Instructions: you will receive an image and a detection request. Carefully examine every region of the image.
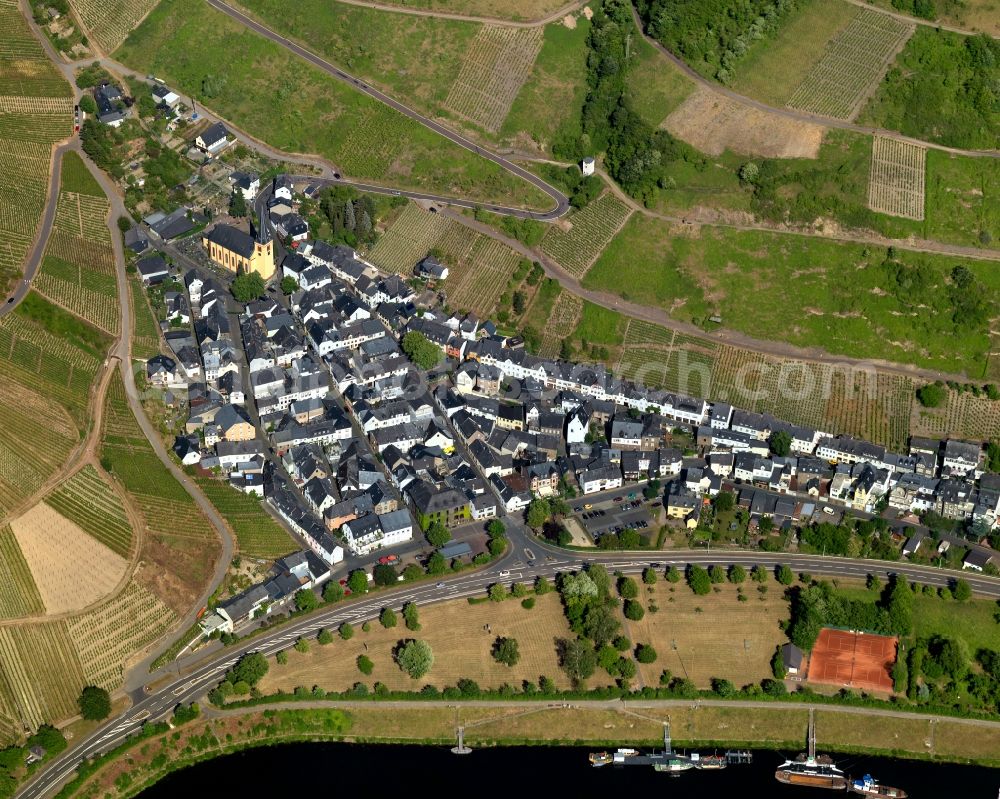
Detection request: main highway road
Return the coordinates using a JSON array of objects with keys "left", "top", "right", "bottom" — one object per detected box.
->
[
  {"left": 203, "top": 0, "right": 570, "bottom": 221},
  {"left": 17, "top": 526, "right": 1000, "bottom": 798}
]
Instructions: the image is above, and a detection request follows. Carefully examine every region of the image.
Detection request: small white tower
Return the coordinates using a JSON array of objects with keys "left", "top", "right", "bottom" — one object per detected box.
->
[{"left": 581, "top": 156, "right": 595, "bottom": 176}]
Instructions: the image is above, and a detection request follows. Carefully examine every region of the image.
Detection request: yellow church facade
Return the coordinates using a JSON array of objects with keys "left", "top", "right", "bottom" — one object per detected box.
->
[{"left": 202, "top": 219, "right": 274, "bottom": 279}]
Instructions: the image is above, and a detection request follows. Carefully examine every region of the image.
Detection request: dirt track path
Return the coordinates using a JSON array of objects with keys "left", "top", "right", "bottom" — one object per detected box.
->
[
  {"left": 309, "top": 0, "right": 585, "bottom": 27},
  {"left": 842, "top": 0, "right": 999, "bottom": 38}
]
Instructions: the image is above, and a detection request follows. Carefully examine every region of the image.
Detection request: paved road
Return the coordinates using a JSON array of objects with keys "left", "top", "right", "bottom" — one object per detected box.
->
[
  {"left": 203, "top": 0, "right": 570, "bottom": 220},
  {"left": 17, "top": 533, "right": 1000, "bottom": 798},
  {"left": 628, "top": 4, "right": 1000, "bottom": 160}
]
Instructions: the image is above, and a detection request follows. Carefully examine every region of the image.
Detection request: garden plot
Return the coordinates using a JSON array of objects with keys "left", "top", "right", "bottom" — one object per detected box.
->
[
  {"left": 68, "top": 0, "right": 160, "bottom": 54},
  {"left": 539, "top": 291, "right": 582, "bottom": 358},
  {"left": 867, "top": 135, "right": 926, "bottom": 220},
  {"left": 786, "top": 9, "right": 912, "bottom": 120},
  {"left": 9, "top": 502, "right": 128, "bottom": 615},
  {"left": 540, "top": 193, "right": 631, "bottom": 278},
  {"left": 444, "top": 25, "right": 544, "bottom": 132},
  {"left": 68, "top": 582, "right": 175, "bottom": 689}
]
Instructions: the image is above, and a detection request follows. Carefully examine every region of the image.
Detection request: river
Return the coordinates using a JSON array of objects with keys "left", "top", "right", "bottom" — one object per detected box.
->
[{"left": 138, "top": 742, "right": 1000, "bottom": 797}]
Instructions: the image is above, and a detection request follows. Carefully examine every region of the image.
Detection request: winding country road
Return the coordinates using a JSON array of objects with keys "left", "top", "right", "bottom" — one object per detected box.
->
[{"left": 16, "top": 531, "right": 1000, "bottom": 798}]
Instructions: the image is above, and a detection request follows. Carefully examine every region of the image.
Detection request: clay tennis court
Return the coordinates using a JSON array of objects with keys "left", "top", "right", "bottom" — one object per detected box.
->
[{"left": 806, "top": 628, "right": 897, "bottom": 692}]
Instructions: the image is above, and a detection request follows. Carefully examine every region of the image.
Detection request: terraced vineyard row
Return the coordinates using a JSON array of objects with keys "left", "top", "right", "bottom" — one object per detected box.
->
[
  {"left": 538, "top": 292, "right": 582, "bottom": 358},
  {"left": 46, "top": 465, "right": 134, "bottom": 557},
  {"left": 129, "top": 274, "right": 162, "bottom": 360},
  {"left": 334, "top": 106, "right": 406, "bottom": 180},
  {"left": 540, "top": 193, "right": 632, "bottom": 278},
  {"left": 868, "top": 135, "right": 926, "bottom": 221},
  {"left": 194, "top": 477, "right": 293, "bottom": 559},
  {"left": 911, "top": 390, "right": 1000, "bottom": 442},
  {"left": 367, "top": 204, "right": 453, "bottom": 274},
  {"left": 0, "top": 526, "right": 43, "bottom": 619},
  {"left": 786, "top": 9, "right": 912, "bottom": 120},
  {"left": 68, "top": 0, "right": 160, "bottom": 54},
  {"left": 444, "top": 25, "right": 543, "bottom": 133},
  {"left": 445, "top": 237, "right": 522, "bottom": 316}
]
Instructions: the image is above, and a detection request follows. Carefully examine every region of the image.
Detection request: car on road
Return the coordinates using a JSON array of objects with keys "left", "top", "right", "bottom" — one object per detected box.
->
[
  {"left": 377, "top": 554, "right": 399, "bottom": 565},
  {"left": 498, "top": 570, "right": 510, "bottom": 577},
  {"left": 391, "top": 190, "right": 401, "bottom": 196},
  {"left": 583, "top": 503, "right": 593, "bottom": 510},
  {"left": 436, "top": 582, "right": 445, "bottom": 589},
  {"left": 613, "top": 496, "right": 623, "bottom": 503},
  {"left": 822, "top": 506, "right": 836, "bottom": 515}
]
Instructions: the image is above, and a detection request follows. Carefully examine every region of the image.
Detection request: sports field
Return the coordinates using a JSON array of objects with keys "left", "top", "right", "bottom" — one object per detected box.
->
[{"left": 806, "top": 628, "right": 897, "bottom": 693}]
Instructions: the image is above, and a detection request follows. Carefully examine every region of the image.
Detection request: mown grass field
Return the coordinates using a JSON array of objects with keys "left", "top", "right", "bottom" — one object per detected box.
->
[
  {"left": 194, "top": 476, "right": 294, "bottom": 560},
  {"left": 115, "top": 0, "right": 550, "bottom": 209},
  {"left": 583, "top": 219, "right": 999, "bottom": 377},
  {"left": 0, "top": 0, "right": 72, "bottom": 294},
  {"left": 259, "top": 592, "right": 576, "bottom": 693}
]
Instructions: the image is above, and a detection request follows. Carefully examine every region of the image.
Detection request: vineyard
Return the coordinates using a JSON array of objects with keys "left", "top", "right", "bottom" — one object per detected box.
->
[
  {"left": 67, "top": 582, "right": 174, "bottom": 690},
  {"left": 617, "top": 321, "right": 719, "bottom": 396},
  {"left": 367, "top": 204, "right": 453, "bottom": 274},
  {"left": 194, "top": 477, "right": 294, "bottom": 560},
  {"left": 9, "top": 502, "right": 128, "bottom": 615},
  {"left": 46, "top": 465, "right": 134, "bottom": 557},
  {"left": 785, "top": 9, "right": 912, "bottom": 120},
  {"left": 68, "top": 0, "right": 160, "bottom": 54},
  {"left": 444, "top": 25, "right": 543, "bottom": 133},
  {"left": 0, "top": 1, "right": 72, "bottom": 291},
  {"left": 129, "top": 274, "right": 162, "bottom": 360},
  {"left": 867, "top": 135, "right": 926, "bottom": 220},
  {"left": 538, "top": 291, "right": 582, "bottom": 358},
  {"left": 540, "top": 193, "right": 632, "bottom": 278},
  {"left": 0, "top": 526, "right": 43, "bottom": 619},
  {"left": 334, "top": 105, "right": 407, "bottom": 179},
  {"left": 911, "top": 390, "right": 1000, "bottom": 442},
  {"left": 445, "top": 237, "right": 522, "bottom": 316},
  {"left": 0, "top": 622, "right": 85, "bottom": 731},
  {"left": 0, "top": 381, "right": 78, "bottom": 515}
]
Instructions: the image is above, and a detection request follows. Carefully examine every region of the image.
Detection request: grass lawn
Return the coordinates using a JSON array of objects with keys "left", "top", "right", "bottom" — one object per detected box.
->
[
  {"left": 571, "top": 300, "right": 626, "bottom": 347},
  {"left": 115, "top": 0, "right": 550, "bottom": 209},
  {"left": 653, "top": 152, "right": 751, "bottom": 216},
  {"left": 59, "top": 151, "right": 104, "bottom": 197},
  {"left": 626, "top": 32, "right": 694, "bottom": 127},
  {"left": 501, "top": 16, "right": 591, "bottom": 152},
  {"left": 259, "top": 593, "right": 575, "bottom": 693},
  {"left": 233, "top": 0, "right": 476, "bottom": 111},
  {"left": 584, "top": 218, "right": 1000, "bottom": 376},
  {"left": 911, "top": 593, "right": 1000, "bottom": 654},
  {"left": 731, "top": 0, "right": 859, "bottom": 107},
  {"left": 924, "top": 150, "right": 1000, "bottom": 249},
  {"left": 624, "top": 580, "right": 789, "bottom": 688}
]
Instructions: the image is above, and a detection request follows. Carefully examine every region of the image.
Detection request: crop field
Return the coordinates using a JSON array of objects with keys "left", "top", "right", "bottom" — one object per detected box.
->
[
  {"left": 9, "top": 502, "right": 128, "bottom": 615},
  {"left": 259, "top": 592, "right": 575, "bottom": 694},
  {"left": 129, "top": 274, "right": 162, "bottom": 360},
  {"left": 540, "top": 193, "right": 632, "bottom": 278},
  {"left": 0, "top": 622, "right": 85, "bottom": 731},
  {"left": 629, "top": 581, "right": 788, "bottom": 688},
  {"left": 868, "top": 135, "right": 926, "bottom": 220},
  {"left": 68, "top": 0, "right": 160, "bottom": 53},
  {"left": 194, "top": 477, "right": 294, "bottom": 560},
  {"left": 36, "top": 184, "right": 120, "bottom": 334},
  {"left": 46, "top": 465, "right": 134, "bottom": 557},
  {"left": 785, "top": 9, "right": 912, "bottom": 120},
  {"left": 115, "top": 0, "right": 550, "bottom": 209},
  {"left": 67, "top": 582, "right": 175, "bottom": 689},
  {"left": 911, "top": 390, "right": 1000, "bottom": 442},
  {"left": 0, "top": 526, "right": 43, "bottom": 619},
  {"left": 0, "top": 1, "right": 72, "bottom": 292},
  {"left": 538, "top": 291, "right": 582, "bottom": 358},
  {"left": 444, "top": 25, "right": 543, "bottom": 133},
  {"left": 445, "top": 237, "right": 522, "bottom": 316},
  {"left": 367, "top": 204, "right": 453, "bottom": 274},
  {"left": 0, "top": 381, "right": 78, "bottom": 515}
]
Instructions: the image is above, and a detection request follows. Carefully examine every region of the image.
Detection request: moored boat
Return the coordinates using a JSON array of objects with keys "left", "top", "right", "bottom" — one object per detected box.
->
[
  {"left": 691, "top": 753, "right": 727, "bottom": 770},
  {"left": 849, "top": 774, "right": 907, "bottom": 798}
]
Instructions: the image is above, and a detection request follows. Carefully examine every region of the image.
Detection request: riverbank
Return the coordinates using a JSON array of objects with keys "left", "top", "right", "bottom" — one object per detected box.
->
[{"left": 47, "top": 702, "right": 1000, "bottom": 797}]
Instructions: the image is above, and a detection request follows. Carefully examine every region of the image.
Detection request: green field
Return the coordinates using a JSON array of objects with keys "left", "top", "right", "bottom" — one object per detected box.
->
[
  {"left": 859, "top": 26, "right": 999, "bottom": 150},
  {"left": 47, "top": 465, "right": 134, "bottom": 557},
  {"left": 58, "top": 151, "right": 104, "bottom": 197},
  {"left": 194, "top": 477, "right": 295, "bottom": 560},
  {"left": 501, "top": 16, "right": 591, "bottom": 152},
  {"left": 730, "top": 0, "right": 858, "bottom": 107},
  {"left": 584, "top": 220, "right": 999, "bottom": 377},
  {"left": 625, "top": 32, "right": 695, "bottom": 127},
  {"left": 571, "top": 301, "right": 625, "bottom": 347},
  {"left": 115, "top": 0, "right": 549, "bottom": 209}
]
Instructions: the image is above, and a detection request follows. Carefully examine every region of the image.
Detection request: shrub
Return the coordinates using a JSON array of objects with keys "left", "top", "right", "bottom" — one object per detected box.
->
[
  {"left": 636, "top": 644, "right": 657, "bottom": 663},
  {"left": 357, "top": 655, "right": 374, "bottom": 676},
  {"left": 623, "top": 599, "right": 645, "bottom": 620}
]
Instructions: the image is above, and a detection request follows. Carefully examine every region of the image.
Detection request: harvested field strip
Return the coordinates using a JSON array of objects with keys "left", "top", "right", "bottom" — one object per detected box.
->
[
  {"left": 444, "top": 25, "right": 543, "bottom": 133},
  {"left": 194, "top": 477, "right": 293, "bottom": 560},
  {"left": 868, "top": 135, "right": 926, "bottom": 220},
  {"left": 538, "top": 291, "right": 582, "bottom": 358},
  {"left": 0, "top": 526, "right": 43, "bottom": 618},
  {"left": 540, "top": 193, "right": 631, "bottom": 278},
  {"left": 0, "top": 622, "right": 85, "bottom": 730},
  {"left": 67, "top": 582, "right": 175, "bottom": 689},
  {"left": 46, "top": 465, "right": 134, "bottom": 556},
  {"left": 69, "top": 0, "right": 161, "bottom": 54},
  {"left": 9, "top": 502, "right": 128, "bottom": 615},
  {"left": 367, "top": 204, "right": 453, "bottom": 274},
  {"left": 786, "top": 9, "right": 912, "bottom": 120}
]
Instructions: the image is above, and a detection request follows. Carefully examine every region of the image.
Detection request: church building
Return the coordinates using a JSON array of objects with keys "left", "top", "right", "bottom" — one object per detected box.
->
[{"left": 202, "top": 213, "right": 274, "bottom": 278}]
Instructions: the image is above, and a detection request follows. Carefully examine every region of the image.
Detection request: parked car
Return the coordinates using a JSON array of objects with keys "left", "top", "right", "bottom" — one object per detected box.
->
[{"left": 377, "top": 554, "right": 399, "bottom": 565}]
